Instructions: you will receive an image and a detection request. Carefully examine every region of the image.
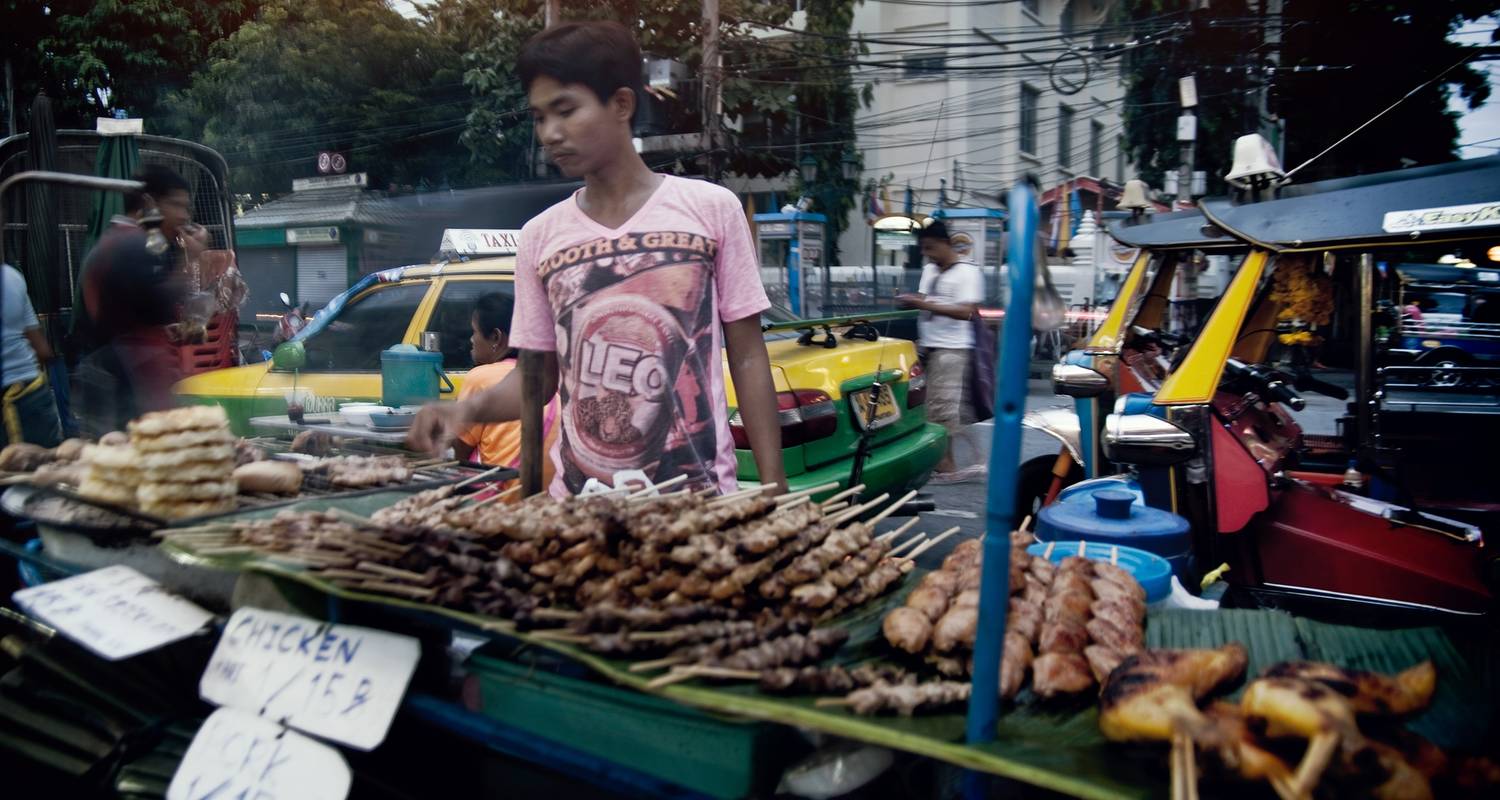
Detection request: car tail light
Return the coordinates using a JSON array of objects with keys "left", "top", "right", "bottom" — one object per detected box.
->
[
  {"left": 731, "top": 390, "right": 838, "bottom": 449},
  {"left": 907, "top": 362, "right": 927, "bottom": 408}
]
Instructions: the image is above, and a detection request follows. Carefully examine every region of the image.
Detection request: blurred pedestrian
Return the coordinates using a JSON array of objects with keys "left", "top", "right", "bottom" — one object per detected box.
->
[
  {"left": 75, "top": 165, "right": 191, "bottom": 434},
  {"left": 454, "top": 292, "right": 559, "bottom": 485},
  {"left": 897, "top": 219, "right": 986, "bottom": 483},
  {"left": 1, "top": 263, "right": 64, "bottom": 447}
]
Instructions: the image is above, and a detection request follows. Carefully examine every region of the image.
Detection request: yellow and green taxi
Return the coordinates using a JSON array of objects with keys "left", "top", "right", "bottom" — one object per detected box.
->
[{"left": 175, "top": 231, "right": 947, "bottom": 497}]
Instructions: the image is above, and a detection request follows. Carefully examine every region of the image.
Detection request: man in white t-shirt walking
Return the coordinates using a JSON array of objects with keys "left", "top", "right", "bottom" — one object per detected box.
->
[{"left": 897, "top": 220, "right": 986, "bottom": 483}]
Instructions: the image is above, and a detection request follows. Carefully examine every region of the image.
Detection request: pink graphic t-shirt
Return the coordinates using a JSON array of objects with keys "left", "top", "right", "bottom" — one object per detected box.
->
[{"left": 511, "top": 175, "right": 771, "bottom": 498}]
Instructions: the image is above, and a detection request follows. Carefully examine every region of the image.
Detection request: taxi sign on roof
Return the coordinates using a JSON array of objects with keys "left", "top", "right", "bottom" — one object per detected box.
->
[{"left": 440, "top": 228, "right": 522, "bottom": 255}]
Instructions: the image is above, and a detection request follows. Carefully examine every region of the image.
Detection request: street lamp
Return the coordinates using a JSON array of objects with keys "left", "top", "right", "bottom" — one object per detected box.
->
[
  {"left": 841, "top": 151, "right": 858, "bottom": 182},
  {"left": 799, "top": 154, "right": 818, "bottom": 184}
]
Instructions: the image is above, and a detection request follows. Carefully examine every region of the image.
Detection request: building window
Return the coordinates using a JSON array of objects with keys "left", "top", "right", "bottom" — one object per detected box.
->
[
  {"left": 1020, "top": 85, "right": 1040, "bottom": 156},
  {"left": 1090, "top": 120, "right": 1104, "bottom": 177},
  {"left": 1116, "top": 136, "right": 1126, "bottom": 182},
  {"left": 1058, "top": 105, "right": 1075, "bottom": 168},
  {"left": 902, "top": 52, "right": 946, "bottom": 79}
]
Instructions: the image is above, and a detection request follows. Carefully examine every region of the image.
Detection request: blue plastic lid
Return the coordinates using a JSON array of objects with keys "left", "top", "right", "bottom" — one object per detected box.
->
[
  {"left": 1026, "top": 540, "right": 1172, "bottom": 602},
  {"left": 1035, "top": 486, "right": 1191, "bottom": 554},
  {"left": 381, "top": 346, "right": 441, "bottom": 363}
]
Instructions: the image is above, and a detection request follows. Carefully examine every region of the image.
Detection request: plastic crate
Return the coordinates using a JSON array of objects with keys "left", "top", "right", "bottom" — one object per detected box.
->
[
  {"left": 177, "top": 311, "right": 239, "bottom": 376},
  {"left": 466, "top": 649, "right": 800, "bottom": 799}
]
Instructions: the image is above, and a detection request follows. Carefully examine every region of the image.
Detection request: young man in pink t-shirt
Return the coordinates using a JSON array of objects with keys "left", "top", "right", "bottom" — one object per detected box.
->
[{"left": 409, "top": 20, "right": 786, "bottom": 498}]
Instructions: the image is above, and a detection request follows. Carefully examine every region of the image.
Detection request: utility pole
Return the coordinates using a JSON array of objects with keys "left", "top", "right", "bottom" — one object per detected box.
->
[
  {"left": 701, "top": 0, "right": 721, "bottom": 181},
  {"left": 545, "top": 0, "right": 560, "bottom": 28},
  {"left": 1174, "top": 75, "right": 1199, "bottom": 331}
]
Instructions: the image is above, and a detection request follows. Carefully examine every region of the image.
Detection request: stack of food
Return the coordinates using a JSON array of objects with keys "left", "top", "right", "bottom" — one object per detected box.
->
[
  {"left": 76, "top": 441, "right": 143, "bottom": 509},
  {"left": 129, "top": 406, "right": 238, "bottom": 519}
]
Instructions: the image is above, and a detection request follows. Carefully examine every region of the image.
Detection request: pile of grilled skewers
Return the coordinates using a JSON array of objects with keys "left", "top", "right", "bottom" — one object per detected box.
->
[
  {"left": 1100, "top": 646, "right": 1499, "bottom": 800},
  {"left": 160, "top": 481, "right": 959, "bottom": 690},
  {"left": 873, "top": 535, "right": 1146, "bottom": 713}
]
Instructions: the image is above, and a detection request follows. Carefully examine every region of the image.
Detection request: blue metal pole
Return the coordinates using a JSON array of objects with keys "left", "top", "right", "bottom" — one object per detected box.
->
[{"left": 964, "top": 181, "right": 1039, "bottom": 761}]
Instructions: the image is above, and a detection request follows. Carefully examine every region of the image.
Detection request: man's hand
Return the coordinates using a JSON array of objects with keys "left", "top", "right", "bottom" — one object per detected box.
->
[
  {"left": 406, "top": 401, "right": 474, "bottom": 456},
  {"left": 895, "top": 292, "right": 927, "bottom": 310}
]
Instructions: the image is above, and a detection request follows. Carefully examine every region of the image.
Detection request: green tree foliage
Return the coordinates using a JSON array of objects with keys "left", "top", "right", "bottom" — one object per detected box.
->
[
  {"left": 166, "top": 0, "right": 492, "bottom": 196},
  {"left": 1119, "top": 2, "right": 1260, "bottom": 195},
  {"left": 1120, "top": 2, "right": 1496, "bottom": 193},
  {"left": 2, "top": 0, "right": 260, "bottom": 130},
  {"left": 1274, "top": 0, "right": 1495, "bottom": 180}
]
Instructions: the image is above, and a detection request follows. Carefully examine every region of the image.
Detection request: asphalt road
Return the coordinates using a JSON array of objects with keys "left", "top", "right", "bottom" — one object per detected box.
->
[{"left": 876, "top": 373, "right": 1352, "bottom": 568}]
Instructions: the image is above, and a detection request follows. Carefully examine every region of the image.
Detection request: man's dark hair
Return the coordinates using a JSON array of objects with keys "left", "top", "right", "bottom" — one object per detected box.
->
[
  {"left": 473, "top": 292, "right": 516, "bottom": 337},
  {"left": 517, "top": 21, "right": 644, "bottom": 126},
  {"left": 918, "top": 219, "right": 951, "bottom": 242},
  {"left": 133, "top": 164, "right": 191, "bottom": 201}
]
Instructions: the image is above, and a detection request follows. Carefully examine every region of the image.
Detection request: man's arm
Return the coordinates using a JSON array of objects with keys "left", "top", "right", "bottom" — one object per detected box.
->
[
  {"left": 23, "top": 327, "right": 54, "bottom": 364},
  {"left": 407, "top": 351, "right": 558, "bottom": 454},
  {"left": 723, "top": 316, "right": 787, "bottom": 494},
  {"left": 897, "top": 293, "right": 977, "bottom": 321}
]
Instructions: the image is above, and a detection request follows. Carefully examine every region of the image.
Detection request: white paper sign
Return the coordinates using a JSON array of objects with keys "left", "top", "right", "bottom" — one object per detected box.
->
[
  {"left": 1383, "top": 200, "right": 1500, "bottom": 233},
  {"left": 200, "top": 607, "right": 420, "bottom": 750},
  {"left": 13, "top": 565, "right": 214, "bottom": 660},
  {"left": 168, "top": 708, "right": 351, "bottom": 800}
]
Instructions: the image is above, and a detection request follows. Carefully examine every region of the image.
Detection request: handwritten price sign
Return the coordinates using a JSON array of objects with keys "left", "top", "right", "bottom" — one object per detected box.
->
[
  {"left": 168, "top": 708, "right": 351, "bottom": 800},
  {"left": 199, "top": 607, "right": 419, "bottom": 750},
  {"left": 13, "top": 566, "right": 213, "bottom": 660}
]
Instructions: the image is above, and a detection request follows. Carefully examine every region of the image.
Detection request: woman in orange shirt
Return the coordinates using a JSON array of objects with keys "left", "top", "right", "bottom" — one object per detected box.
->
[{"left": 454, "top": 293, "right": 558, "bottom": 483}]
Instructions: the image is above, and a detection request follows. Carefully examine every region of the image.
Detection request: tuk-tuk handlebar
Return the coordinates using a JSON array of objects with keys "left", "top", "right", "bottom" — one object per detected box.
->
[{"left": 1225, "top": 358, "right": 1307, "bottom": 411}]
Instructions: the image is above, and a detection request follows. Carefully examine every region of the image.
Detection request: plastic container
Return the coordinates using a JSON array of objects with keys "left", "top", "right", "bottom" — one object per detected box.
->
[
  {"left": 380, "top": 345, "right": 454, "bottom": 407},
  {"left": 1035, "top": 487, "right": 1193, "bottom": 582},
  {"left": 467, "top": 649, "right": 796, "bottom": 798},
  {"left": 1056, "top": 476, "right": 1144, "bottom": 508},
  {"left": 339, "top": 402, "right": 390, "bottom": 427},
  {"left": 1026, "top": 539, "right": 1173, "bottom": 603}
]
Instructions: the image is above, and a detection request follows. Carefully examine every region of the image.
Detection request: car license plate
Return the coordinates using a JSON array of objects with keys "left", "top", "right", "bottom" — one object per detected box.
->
[{"left": 850, "top": 385, "right": 900, "bottom": 431}]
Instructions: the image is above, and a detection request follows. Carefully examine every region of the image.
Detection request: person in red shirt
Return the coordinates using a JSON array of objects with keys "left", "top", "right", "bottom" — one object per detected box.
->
[{"left": 75, "top": 165, "right": 192, "bottom": 434}]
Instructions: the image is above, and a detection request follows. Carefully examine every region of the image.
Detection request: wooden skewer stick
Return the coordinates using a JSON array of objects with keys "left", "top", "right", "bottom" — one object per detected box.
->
[
  {"left": 1019, "top": 514, "right": 1033, "bottom": 534},
  {"left": 193, "top": 546, "right": 257, "bottom": 556},
  {"left": 779, "top": 496, "right": 810, "bottom": 512},
  {"left": 629, "top": 474, "right": 688, "bottom": 498},
  {"left": 645, "top": 667, "right": 702, "bottom": 689},
  {"left": 708, "top": 487, "right": 765, "bottom": 506},
  {"left": 455, "top": 465, "right": 507, "bottom": 489},
  {"left": 474, "top": 485, "right": 522, "bottom": 506},
  {"left": 874, "top": 517, "right": 920, "bottom": 543},
  {"left": 1111, "top": 545, "right": 1120, "bottom": 566},
  {"left": 684, "top": 665, "right": 762, "bottom": 681},
  {"left": 819, "top": 484, "right": 866, "bottom": 508},
  {"left": 352, "top": 581, "right": 438, "bottom": 600},
  {"left": 831, "top": 492, "right": 890, "bottom": 526},
  {"left": 821, "top": 501, "right": 850, "bottom": 514},
  {"left": 628, "top": 655, "right": 689, "bottom": 673},
  {"left": 1267, "top": 773, "right": 1304, "bottom": 800},
  {"left": 355, "top": 561, "right": 431, "bottom": 584},
  {"left": 528, "top": 630, "right": 591, "bottom": 644},
  {"left": 1292, "top": 732, "right": 1339, "bottom": 797},
  {"left": 901, "top": 526, "right": 962, "bottom": 562},
  {"left": 813, "top": 697, "right": 853, "bottom": 708},
  {"left": 886, "top": 533, "right": 927, "bottom": 558},
  {"left": 868, "top": 489, "right": 918, "bottom": 526},
  {"left": 777, "top": 481, "right": 840, "bottom": 503},
  {"left": 1043, "top": 540, "right": 1056, "bottom": 559}
]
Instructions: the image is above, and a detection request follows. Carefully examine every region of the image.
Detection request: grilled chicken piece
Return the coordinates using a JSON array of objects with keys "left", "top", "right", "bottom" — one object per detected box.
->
[
  {"left": 1092, "top": 597, "right": 1145, "bottom": 629},
  {"left": 1044, "top": 590, "right": 1093, "bottom": 623},
  {"left": 1198, "top": 702, "right": 1300, "bottom": 786},
  {"left": 1260, "top": 660, "right": 1436, "bottom": 717},
  {"left": 1050, "top": 571, "right": 1094, "bottom": 599},
  {"left": 917, "top": 569, "right": 958, "bottom": 595},
  {"left": 1006, "top": 598, "right": 1043, "bottom": 643},
  {"left": 1022, "top": 575, "right": 1049, "bottom": 605},
  {"left": 1032, "top": 652, "right": 1095, "bottom": 698},
  {"left": 1027, "top": 557, "right": 1056, "bottom": 585},
  {"left": 1098, "top": 644, "right": 1249, "bottom": 742},
  {"left": 1086, "top": 617, "right": 1143, "bottom": 653},
  {"left": 1083, "top": 644, "right": 1128, "bottom": 684},
  {"left": 941, "top": 539, "right": 981, "bottom": 572},
  {"left": 932, "top": 606, "right": 979, "bottom": 653},
  {"left": 1000, "top": 631, "right": 1034, "bottom": 700},
  {"left": 1057, "top": 555, "right": 1094, "bottom": 575},
  {"left": 882, "top": 606, "right": 933, "bottom": 654},
  {"left": 1092, "top": 577, "right": 1144, "bottom": 604},
  {"left": 1242, "top": 677, "right": 1359, "bottom": 739},
  {"left": 1038, "top": 618, "right": 1089, "bottom": 655},
  {"left": 1092, "top": 560, "right": 1138, "bottom": 591},
  {"left": 950, "top": 589, "right": 979, "bottom": 609},
  {"left": 905, "top": 586, "right": 951, "bottom": 622}
]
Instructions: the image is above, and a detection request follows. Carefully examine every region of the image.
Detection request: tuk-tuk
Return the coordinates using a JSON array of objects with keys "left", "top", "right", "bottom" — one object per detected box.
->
[
  {"left": 1389, "top": 261, "right": 1500, "bottom": 370},
  {"left": 1103, "top": 154, "right": 1500, "bottom": 619},
  {"left": 1018, "top": 204, "right": 1249, "bottom": 517}
]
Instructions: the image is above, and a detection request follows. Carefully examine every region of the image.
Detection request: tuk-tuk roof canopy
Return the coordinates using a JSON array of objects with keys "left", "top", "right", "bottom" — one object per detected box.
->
[
  {"left": 1199, "top": 154, "right": 1500, "bottom": 252},
  {"left": 1106, "top": 207, "right": 1242, "bottom": 251}
]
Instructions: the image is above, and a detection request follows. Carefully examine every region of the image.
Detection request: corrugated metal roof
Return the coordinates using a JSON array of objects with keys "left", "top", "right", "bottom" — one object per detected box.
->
[{"left": 236, "top": 186, "right": 406, "bottom": 229}]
